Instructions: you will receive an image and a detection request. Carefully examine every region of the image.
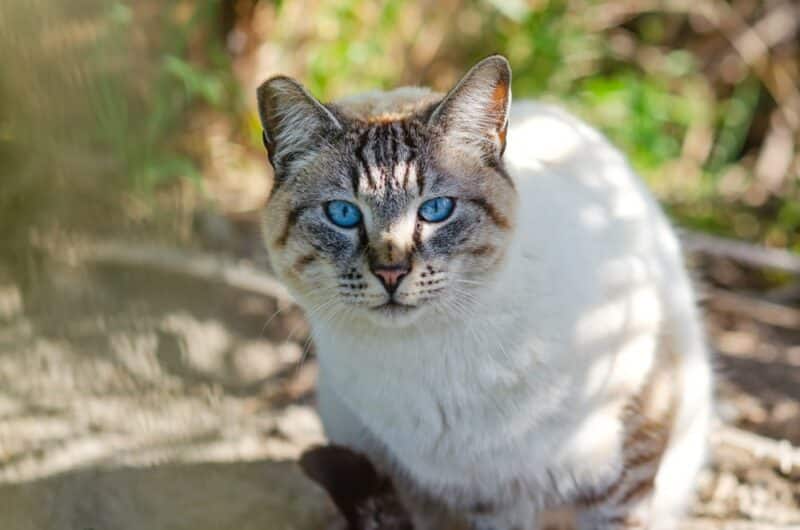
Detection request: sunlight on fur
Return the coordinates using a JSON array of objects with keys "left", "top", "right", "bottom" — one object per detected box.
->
[{"left": 258, "top": 55, "right": 712, "bottom": 530}]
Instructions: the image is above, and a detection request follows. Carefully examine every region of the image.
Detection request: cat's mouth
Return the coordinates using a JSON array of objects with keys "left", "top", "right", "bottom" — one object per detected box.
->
[
  {"left": 365, "top": 300, "right": 426, "bottom": 327},
  {"left": 372, "top": 300, "right": 417, "bottom": 315}
]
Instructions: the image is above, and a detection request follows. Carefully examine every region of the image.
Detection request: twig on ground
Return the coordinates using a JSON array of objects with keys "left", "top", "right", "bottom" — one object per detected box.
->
[
  {"left": 712, "top": 425, "right": 800, "bottom": 477},
  {"left": 681, "top": 519, "right": 797, "bottom": 530}
]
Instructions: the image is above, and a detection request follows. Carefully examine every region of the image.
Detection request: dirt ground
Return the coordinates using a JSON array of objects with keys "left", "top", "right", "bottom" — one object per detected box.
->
[{"left": 0, "top": 236, "right": 798, "bottom": 530}]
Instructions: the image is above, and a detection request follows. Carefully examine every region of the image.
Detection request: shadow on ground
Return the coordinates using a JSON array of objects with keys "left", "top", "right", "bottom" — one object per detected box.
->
[
  {"left": 0, "top": 459, "right": 329, "bottom": 530},
  {"left": 0, "top": 255, "right": 332, "bottom": 530}
]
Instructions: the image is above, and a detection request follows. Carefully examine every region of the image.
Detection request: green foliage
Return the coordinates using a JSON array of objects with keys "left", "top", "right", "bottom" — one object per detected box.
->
[
  {"left": 90, "top": 0, "right": 238, "bottom": 193},
  {"left": 10, "top": 0, "right": 791, "bottom": 248},
  {"left": 263, "top": 0, "right": 795, "bottom": 249}
]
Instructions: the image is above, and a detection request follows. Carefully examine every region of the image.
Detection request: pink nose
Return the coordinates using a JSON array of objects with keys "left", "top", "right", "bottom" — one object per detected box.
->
[{"left": 371, "top": 264, "right": 410, "bottom": 294}]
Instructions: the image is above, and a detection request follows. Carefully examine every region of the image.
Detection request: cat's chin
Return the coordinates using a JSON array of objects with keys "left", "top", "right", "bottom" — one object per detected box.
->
[{"left": 363, "top": 301, "right": 424, "bottom": 328}]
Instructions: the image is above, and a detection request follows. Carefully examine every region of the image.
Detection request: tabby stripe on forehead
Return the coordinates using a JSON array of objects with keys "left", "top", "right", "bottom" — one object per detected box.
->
[
  {"left": 349, "top": 165, "right": 360, "bottom": 196},
  {"left": 470, "top": 198, "right": 511, "bottom": 229},
  {"left": 391, "top": 124, "right": 407, "bottom": 189},
  {"left": 275, "top": 206, "right": 307, "bottom": 247},
  {"left": 382, "top": 124, "right": 396, "bottom": 162},
  {"left": 377, "top": 125, "right": 394, "bottom": 186},
  {"left": 357, "top": 128, "right": 375, "bottom": 188},
  {"left": 416, "top": 157, "right": 425, "bottom": 195},
  {"left": 402, "top": 122, "right": 420, "bottom": 191},
  {"left": 390, "top": 121, "right": 403, "bottom": 149},
  {"left": 397, "top": 121, "right": 413, "bottom": 151},
  {"left": 392, "top": 122, "right": 409, "bottom": 189}
]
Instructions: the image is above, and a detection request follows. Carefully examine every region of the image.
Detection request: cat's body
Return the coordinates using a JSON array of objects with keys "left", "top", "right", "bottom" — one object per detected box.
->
[{"left": 257, "top": 57, "right": 712, "bottom": 530}]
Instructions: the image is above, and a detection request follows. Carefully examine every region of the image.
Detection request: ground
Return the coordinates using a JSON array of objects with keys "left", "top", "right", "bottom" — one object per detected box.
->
[{"left": 0, "top": 230, "right": 798, "bottom": 530}]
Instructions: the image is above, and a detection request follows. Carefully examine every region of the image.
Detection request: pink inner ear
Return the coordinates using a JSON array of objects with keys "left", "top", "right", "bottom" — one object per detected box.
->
[
  {"left": 489, "top": 80, "right": 511, "bottom": 156},
  {"left": 491, "top": 81, "right": 509, "bottom": 138},
  {"left": 490, "top": 82, "right": 509, "bottom": 114}
]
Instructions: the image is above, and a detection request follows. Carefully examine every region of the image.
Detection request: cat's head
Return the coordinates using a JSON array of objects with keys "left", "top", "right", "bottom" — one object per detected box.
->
[{"left": 257, "top": 56, "right": 516, "bottom": 328}]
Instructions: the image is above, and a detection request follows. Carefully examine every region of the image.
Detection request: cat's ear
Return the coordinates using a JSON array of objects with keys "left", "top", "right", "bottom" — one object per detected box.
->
[
  {"left": 428, "top": 54, "right": 511, "bottom": 161},
  {"left": 256, "top": 76, "right": 342, "bottom": 175}
]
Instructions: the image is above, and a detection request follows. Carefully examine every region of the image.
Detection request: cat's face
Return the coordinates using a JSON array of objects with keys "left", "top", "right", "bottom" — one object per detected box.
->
[{"left": 258, "top": 56, "right": 516, "bottom": 328}]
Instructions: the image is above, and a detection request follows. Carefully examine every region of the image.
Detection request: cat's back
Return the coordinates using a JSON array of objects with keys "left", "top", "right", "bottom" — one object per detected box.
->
[
  {"left": 503, "top": 100, "right": 686, "bottom": 288},
  {"left": 498, "top": 100, "right": 698, "bottom": 381}
]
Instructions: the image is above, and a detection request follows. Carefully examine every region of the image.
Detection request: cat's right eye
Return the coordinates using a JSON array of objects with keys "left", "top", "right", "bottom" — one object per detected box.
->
[{"left": 325, "top": 200, "right": 363, "bottom": 228}]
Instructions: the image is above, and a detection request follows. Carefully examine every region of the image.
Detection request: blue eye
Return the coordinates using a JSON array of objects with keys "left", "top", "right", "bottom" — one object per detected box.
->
[
  {"left": 325, "top": 200, "right": 362, "bottom": 228},
  {"left": 418, "top": 197, "right": 455, "bottom": 223}
]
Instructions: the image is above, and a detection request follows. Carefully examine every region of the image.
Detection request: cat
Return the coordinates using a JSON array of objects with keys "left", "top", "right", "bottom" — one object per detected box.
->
[{"left": 256, "top": 55, "right": 713, "bottom": 530}]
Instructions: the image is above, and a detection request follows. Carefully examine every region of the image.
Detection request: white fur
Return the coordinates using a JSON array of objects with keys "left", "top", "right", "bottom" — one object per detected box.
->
[{"left": 312, "top": 102, "right": 712, "bottom": 529}]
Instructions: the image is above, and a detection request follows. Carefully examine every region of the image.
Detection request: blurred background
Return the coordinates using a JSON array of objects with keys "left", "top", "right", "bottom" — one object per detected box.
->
[
  {"left": 0, "top": 1, "right": 799, "bottom": 529},
  {"left": 2, "top": 0, "right": 799, "bottom": 253}
]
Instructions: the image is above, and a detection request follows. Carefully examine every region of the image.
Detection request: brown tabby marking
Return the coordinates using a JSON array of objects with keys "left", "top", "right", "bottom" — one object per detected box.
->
[
  {"left": 575, "top": 353, "right": 679, "bottom": 528},
  {"left": 466, "top": 245, "right": 496, "bottom": 257},
  {"left": 293, "top": 253, "right": 317, "bottom": 273},
  {"left": 469, "top": 197, "right": 512, "bottom": 229},
  {"left": 275, "top": 206, "right": 306, "bottom": 247},
  {"left": 617, "top": 477, "right": 655, "bottom": 505}
]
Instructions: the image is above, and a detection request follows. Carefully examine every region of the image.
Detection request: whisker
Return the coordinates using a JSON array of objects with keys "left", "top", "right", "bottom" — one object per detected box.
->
[{"left": 452, "top": 278, "right": 486, "bottom": 287}]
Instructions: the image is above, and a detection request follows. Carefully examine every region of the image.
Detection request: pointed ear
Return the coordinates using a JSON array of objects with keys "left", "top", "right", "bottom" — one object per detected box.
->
[
  {"left": 429, "top": 55, "right": 512, "bottom": 161},
  {"left": 256, "top": 76, "right": 342, "bottom": 176}
]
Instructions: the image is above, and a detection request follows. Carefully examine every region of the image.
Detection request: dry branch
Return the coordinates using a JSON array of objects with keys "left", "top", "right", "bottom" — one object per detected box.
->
[
  {"left": 585, "top": 0, "right": 800, "bottom": 131},
  {"left": 681, "top": 520, "right": 797, "bottom": 530},
  {"left": 681, "top": 231, "right": 800, "bottom": 275},
  {"left": 707, "top": 288, "right": 800, "bottom": 329}
]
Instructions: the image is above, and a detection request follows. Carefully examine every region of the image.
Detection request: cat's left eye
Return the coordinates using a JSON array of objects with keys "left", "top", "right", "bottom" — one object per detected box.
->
[
  {"left": 325, "top": 200, "right": 363, "bottom": 228},
  {"left": 418, "top": 197, "right": 455, "bottom": 223}
]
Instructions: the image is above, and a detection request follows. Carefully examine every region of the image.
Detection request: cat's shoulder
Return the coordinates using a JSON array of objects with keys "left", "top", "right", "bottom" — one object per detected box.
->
[
  {"left": 508, "top": 101, "right": 611, "bottom": 154},
  {"left": 506, "top": 99, "right": 630, "bottom": 178}
]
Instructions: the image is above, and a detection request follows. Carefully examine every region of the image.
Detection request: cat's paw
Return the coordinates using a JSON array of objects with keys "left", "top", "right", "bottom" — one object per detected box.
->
[{"left": 300, "top": 444, "right": 413, "bottom": 530}]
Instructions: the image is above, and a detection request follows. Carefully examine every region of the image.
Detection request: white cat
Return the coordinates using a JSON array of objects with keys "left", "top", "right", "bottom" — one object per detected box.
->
[{"left": 257, "top": 55, "right": 712, "bottom": 530}]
